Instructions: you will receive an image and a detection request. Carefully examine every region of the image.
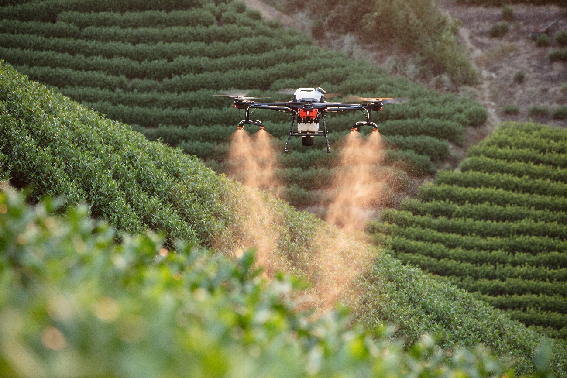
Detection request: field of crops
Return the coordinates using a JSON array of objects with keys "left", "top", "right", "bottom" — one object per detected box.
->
[
  {"left": 0, "top": 0, "right": 488, "bottom": 211},
  {"left": 3, "top": 58, "right": 567, "bottom": 376},
  {"left": 4, "top": 0, "right": 567, "bottom": 375},
  {"left": 368, "top": 122, "right": 567, "bottom": 341}
]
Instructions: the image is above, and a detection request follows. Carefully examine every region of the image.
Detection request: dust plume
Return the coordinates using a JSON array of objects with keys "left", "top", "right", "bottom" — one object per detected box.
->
[
  {"left": 325, "top": 131, "right": 386, "bottom": 232},
  {"left": 295, "top": 131, "right": 387, "bottom": 312},
  {"left": 225, "top": 129, "right": 279, "bottom": 192},
  {"left": 222, "top": 129, "right": 282, "bottom": 270},
  {"left": 219, "top": 129, "right": 383, "bottom": 314}
]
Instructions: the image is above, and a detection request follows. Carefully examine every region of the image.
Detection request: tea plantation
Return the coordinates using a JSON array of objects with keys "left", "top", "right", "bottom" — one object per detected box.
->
[
  {"left": 1, "top": 59, "right": 567, "bottom": 376},
  {"left": 2, "top": 0, "right": 567, "bottom": 376},
  {"left": 368, "top": 123, "right": 567, "bottom": 343},
  {"left": 0, "top": 0, "right": 488, "bottom": 210}
]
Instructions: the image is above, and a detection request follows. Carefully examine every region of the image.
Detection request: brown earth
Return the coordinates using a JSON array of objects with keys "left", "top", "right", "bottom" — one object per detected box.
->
[{"left": 444, "top": 1, "right": 567, "bottom": 138}]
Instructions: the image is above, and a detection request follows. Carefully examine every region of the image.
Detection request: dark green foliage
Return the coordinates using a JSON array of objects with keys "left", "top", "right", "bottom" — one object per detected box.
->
[
  {"left": 502, "top": 4, "right": 514, "bottom": 21},
  {"left": 555, "top": 30, "right": 567, "bottom": 46},
  {"left": 528, "top": 105, "right": 549, "bottom": 117},
  {"left": 489, "top": 22, "right": 509, "bottom": 38},
  {"left": 549, "top": 48, "right": 567, "bottom": 61},
  {"left": 503, "top": 105, "right": 520, "bottom": 114},
  {"left": 369, "top": 122, "right": 567, "bottom": 347},
  {"left": 514, "top": 71, "right": 526, "bottom": 84},
  {"left": 552, "top": 106, "right": 567, "bottom": 120},
  {"left": 536, "top": 33, "right": 551, "bottom": 47}
]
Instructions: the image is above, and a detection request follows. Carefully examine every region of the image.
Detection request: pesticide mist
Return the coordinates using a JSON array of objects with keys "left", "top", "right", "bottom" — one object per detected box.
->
[{"left": 221, "top": 129, "right": 385, "bottom": 313}]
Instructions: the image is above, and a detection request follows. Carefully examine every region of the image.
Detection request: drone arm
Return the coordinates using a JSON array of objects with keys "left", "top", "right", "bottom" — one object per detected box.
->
[{"left": 250, "top": 103, "right": 294, "bottom": 112}]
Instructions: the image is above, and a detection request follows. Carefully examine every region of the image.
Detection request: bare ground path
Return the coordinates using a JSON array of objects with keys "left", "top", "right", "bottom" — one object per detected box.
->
[{"left": 442, "top": 0, "right": 567, "bottom": 132}]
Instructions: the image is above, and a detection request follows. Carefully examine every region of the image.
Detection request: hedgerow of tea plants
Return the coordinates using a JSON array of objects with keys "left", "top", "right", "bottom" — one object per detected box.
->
[{"left": 369, "top": 121, "right": 567, "bottom": 347}]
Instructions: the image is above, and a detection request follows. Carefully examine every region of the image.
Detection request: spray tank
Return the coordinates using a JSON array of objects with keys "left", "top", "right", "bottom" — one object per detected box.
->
[{"left": 293, "top": 88, "right": 325, "bottom": 145}]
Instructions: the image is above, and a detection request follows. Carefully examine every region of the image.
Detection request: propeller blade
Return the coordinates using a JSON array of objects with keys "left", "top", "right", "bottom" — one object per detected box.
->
[
  {"left": 323, "top": 92, "right": 342, "bottom": 99},
  {"left": 343, "top": 95, "right": 408, "bottom": 104}
]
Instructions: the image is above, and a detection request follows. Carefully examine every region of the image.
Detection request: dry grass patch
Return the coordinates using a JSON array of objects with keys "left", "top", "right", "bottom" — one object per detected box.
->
[{"left": 476, "top": 42, "right": 520, "bottom": 66}]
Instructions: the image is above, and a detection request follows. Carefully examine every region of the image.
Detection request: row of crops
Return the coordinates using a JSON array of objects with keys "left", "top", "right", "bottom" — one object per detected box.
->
[
  {"left": 0, "top": 0, "right": 488, "bottom": 210},
  {"left": 3, "top": 58, "right": 567, "bottom": 377},
  {"left": 367, "top": 122, "right": 567, "bottom": 341}
]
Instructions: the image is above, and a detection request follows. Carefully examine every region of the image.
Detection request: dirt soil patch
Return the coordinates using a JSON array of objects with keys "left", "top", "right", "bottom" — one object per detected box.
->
[{"left": 443, "top": 1, "right": 567, "bottom": 130}]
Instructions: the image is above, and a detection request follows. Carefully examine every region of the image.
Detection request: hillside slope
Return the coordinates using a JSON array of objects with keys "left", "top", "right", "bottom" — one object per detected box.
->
[
  {"left": 368, "top": 122, "right": 567, "bottom": 342},
  {"left": 1, "top": 60, "right": 566, "bottom": 376}
]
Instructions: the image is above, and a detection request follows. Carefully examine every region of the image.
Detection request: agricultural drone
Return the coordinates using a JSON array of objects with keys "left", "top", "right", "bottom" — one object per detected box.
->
[{"left": 218, "top": 87, "right": 407, "bottom": 153}]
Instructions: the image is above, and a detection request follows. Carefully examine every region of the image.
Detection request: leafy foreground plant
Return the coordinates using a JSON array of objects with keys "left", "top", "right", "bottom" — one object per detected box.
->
[
  {"left": 0, "top": 61, "right": 565, "bottom": 376},
  {"left": 0, "top": 187, "right": 513, "bottom": 378}
]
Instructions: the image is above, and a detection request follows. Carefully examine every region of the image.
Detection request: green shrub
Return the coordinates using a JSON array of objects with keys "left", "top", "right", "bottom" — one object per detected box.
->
[
  {"left": 552, "top": 106, "right": 567, "bottom": 119},
  {"left": 550, "top": 47, "right": 567, "bottom": 61},
  {"left": 555, "top": 30, "right": 567, "bottom": 46},
  {"left": 503, "top": 105, "right": 520, "bottom": 114},
  {"left": 464, "top": 105, "right": 489, "bottom": 126},
  {"left": 489, "top": 22, "right": 509, "bottom": 38},
  {"left": 535, "top": 33, "right": 550, "bottom": 47},
  {"left": 528, "top": 105, "right": 548, "bottom": 117},
  {"left": 514, "top": 71, "right": 526, "bottom": 83},
  {"left": 502, "top": 4, "right": 514, "bottom": 21}
]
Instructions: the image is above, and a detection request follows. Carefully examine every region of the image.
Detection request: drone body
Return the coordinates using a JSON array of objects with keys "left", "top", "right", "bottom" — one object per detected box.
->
[{"left": 220, "top": 87, "right": 405, "bottom": 153}]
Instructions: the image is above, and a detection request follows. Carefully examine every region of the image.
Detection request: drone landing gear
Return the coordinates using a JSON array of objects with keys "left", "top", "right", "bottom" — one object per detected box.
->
[
  {"left": 351, "top": 107, "right": 379, "bottom": 132},
  {"left": 238, "top": 119, "right": 264, "bottom": 130},
  {"left": 351, "top": 121, "right": 378, "bottom": 133},
  {"left": 237, "top": 105, "right": 264, "bottom": 131},
  {"left": 284, "top": 114, "right": 331, "bottom": 153}
]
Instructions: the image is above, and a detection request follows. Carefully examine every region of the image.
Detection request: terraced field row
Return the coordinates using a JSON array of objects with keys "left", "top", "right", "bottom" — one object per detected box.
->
[
  {"left": 0, "top": 0, "right": 488, "bottom": 209},
  {"left": 368, "top": 122, "right": 567, "bottom": 340}
]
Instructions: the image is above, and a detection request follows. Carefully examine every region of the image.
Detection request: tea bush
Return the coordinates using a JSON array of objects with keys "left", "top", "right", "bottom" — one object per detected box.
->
[
  {"left": 502, "top": 4, "right": 514, "bottom": 21},
  {"left": 552, "top": 106, "right": 567, "bottom": 120},
  {"left": 550, "top": 48, "right": 567, "bottom": 62},
  {"left": 556, "top": 30, "right": 567, "bottom": 46},
  {"left": 528, "top": 105, "right": 549, "bottom": 117}
]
